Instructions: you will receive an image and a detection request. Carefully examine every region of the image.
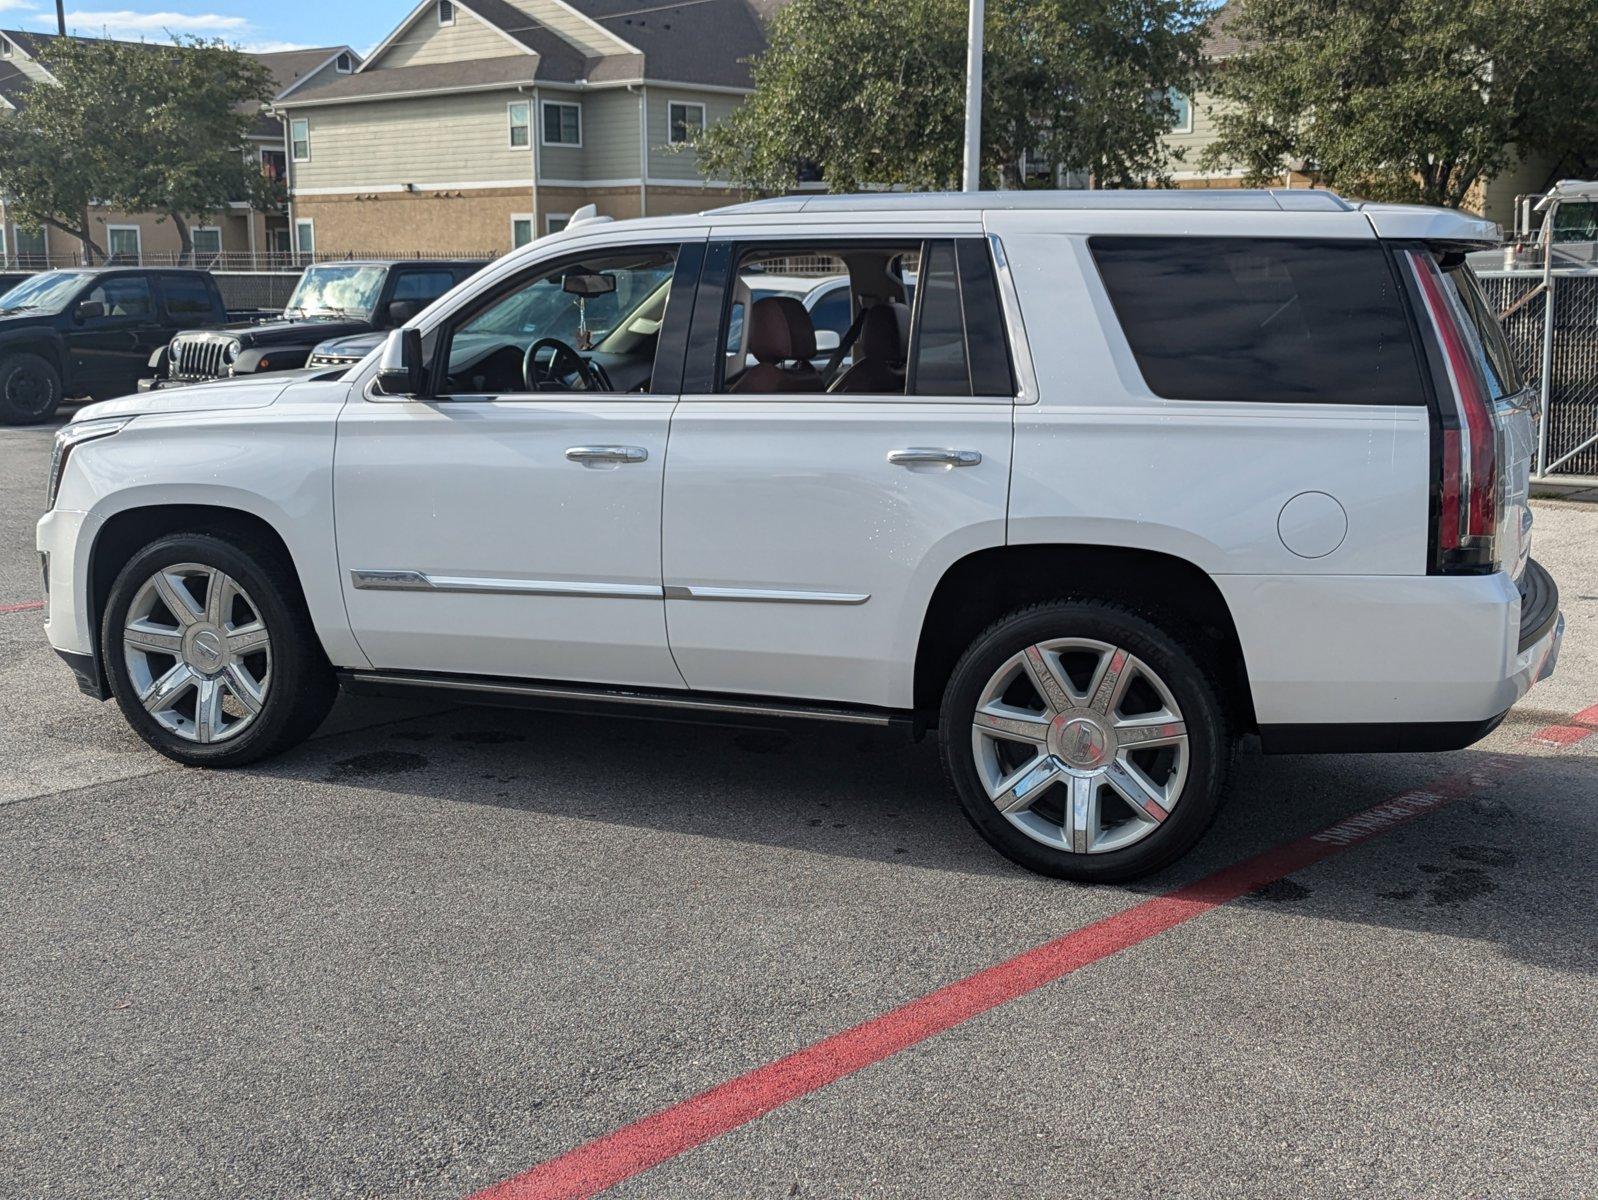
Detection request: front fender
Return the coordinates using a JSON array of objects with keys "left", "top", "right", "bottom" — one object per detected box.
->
[
  {"left": 56, "top": 381, "right": 369, "bottom": 671},
  {"left": 0, "top": 329, "right": 66, "bottom": 375}
]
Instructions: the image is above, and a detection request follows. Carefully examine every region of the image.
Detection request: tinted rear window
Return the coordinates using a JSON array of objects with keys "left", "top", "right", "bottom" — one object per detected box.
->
[{"left": 1091, "top": 237, "right": 1424, "bottom": 405}]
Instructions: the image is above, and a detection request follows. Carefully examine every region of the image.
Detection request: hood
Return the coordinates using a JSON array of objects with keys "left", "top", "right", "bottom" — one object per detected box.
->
[
  {"left": 222, "top": 316, "right": 374, "bottom": 348},
  {"left": 312, "top": 331, "right": 385, "bottom": 358},
  {"left": 0, "top": 311, "right": 55, "bottom": 334},
  {"left": 76, "top": 374, "right": 297, "bottom": 421}
]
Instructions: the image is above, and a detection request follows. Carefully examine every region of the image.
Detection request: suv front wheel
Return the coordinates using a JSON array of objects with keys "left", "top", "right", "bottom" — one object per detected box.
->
[
  {"left": 102, "top": 532, "right": 336, "bottom": 767},
  {"left": 941, "top": 601, "right": 1229, "bottom": 882},
  {"left": 0, "top": 352, "right": 63, "bottom": 425}
]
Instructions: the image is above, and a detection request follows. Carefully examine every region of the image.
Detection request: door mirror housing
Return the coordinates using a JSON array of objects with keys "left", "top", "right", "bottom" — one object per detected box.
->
[
  {"left": 385, "top": 299, "right": 421, "bottom": 327},
  {"left": 73, "top": 301, "right": 105, "bottom": 324},
  {"left": 373, "top": 327, "right": 429, "bottom": 397}
]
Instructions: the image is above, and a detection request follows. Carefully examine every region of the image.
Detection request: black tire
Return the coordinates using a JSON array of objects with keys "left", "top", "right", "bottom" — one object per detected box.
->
[
  {"left": 101, "top": 531, "right": 337, "bottom": 767},
  {"left": 0, "top": 351, "right": 63, "bottom": 425},
  {"left": 940, "top": 600, "right": 1230, "bottom": 883}
]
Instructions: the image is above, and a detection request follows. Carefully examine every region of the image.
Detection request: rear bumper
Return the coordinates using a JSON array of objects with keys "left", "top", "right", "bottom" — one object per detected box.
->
[{"left": 1222, "top": 561, "right": 1562, "bottom": 750}]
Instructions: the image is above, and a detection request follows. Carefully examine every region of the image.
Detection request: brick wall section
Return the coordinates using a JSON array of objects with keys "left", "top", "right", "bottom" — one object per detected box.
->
[{"left": 292, "top": 185, "right": 746, "bottom": 256}]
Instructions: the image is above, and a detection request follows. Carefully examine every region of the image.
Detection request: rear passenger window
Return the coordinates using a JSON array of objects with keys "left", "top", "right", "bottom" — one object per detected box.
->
[
  {"left": 1090, "top": 237, "right": 1424, "bottom": 405},
  {"left": 161, "top": 275, "right": 215, "bottom": 318},
  {"left": 392, "top": 270, "right": 458, "bottom": 304}
]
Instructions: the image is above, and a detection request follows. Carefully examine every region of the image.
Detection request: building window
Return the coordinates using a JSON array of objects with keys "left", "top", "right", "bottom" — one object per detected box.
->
[
  {"left": 1167, "top": 88, "right": 1193, "bottom": 134},
  {"left": 438, "top": 0, "right": 455, "bottom": 26},
  {"left": 1, "top": 36, "right": 11, "bottom": 58},
  {"left": 12, "top": 224, "right": 46, "bottom": 265},
  {"left": 335, "top": 52, "right": 353, "bottom": 73},
  {"left": 508, "top": 101, "right": 531, "bottom": 149},
  {"left": 295, "top": 218, "right": 315, "bottom": 259},
  {"left": 290, "top": 118, "right": 310, "bottom": 162},
  {"left": 260, "top": 148, "right": 287, "bottom": 184},
  {"left": 541, "top": 101, "right": 581, "bottom": 147},
  {"left": 511, "top": 216, "right": 534, "bottom": 248},
  {"left": 191, "top": 227, "right": 223, "bottom": 262},
  {"left": 667, "top": 101, "right": 705, "bottom": 145},
  {"left": 106, "top": 225, "right": 142, "bottom": 264},
  {"left": 545, "top": 214, "right": 571, "bottom": 235}
]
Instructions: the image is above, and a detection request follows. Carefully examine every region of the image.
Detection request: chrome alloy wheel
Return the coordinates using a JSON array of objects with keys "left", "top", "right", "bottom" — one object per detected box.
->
[
  {"left": 121, "top": 563, "right": 272, "bottom": 744},
  {"left": 970, "top": 638, "right": 1190, "bottom": 855}
]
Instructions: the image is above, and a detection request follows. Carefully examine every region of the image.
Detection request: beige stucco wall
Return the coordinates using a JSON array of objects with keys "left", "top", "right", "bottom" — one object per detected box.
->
[{"left": 293, "top": 182, "right": 742, "bottom": 256}]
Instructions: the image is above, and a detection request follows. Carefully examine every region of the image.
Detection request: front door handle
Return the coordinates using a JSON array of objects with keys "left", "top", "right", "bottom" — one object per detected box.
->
[
  {"left": 565, "top": 446, "right": 649, "bottom": 464},
  {"left": 887, "top": 448, "right": 982, "bottom": 467}
]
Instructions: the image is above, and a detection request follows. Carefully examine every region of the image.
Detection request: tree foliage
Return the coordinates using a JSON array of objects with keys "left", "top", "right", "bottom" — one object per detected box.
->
[
  {"left": 694, "top": 0, "right": 1209, "bottom": 192},
  {"left": 0, "top": 36, "right": 278, "bottom": 261},
  {"left": 1200, "top": 0, "right": 1598, "bottom": 207}
]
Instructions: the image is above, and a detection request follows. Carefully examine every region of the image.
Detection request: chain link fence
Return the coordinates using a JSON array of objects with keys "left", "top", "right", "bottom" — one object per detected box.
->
[{"left": 1480, "top": 270, "right": 1598, "bottom": 477}]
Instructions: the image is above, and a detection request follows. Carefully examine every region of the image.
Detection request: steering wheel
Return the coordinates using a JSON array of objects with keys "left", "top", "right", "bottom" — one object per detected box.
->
[{"left": 522, "top": 337, "right": 612, "bottom": 392}]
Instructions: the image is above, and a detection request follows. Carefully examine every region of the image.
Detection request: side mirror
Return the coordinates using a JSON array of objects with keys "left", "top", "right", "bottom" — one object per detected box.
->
[
  {"left": 814, "top": 329, "right": 841, "bottom": 354},
  {"left": 385, "top": 299, "right": 421, "bottom": 327},
  {"left": 74, "top": 301, "right": 105, "bottom": 324},
  {"left": 562, "top": 271, "right": 617, "bottom": 297},
  {"left": 373, "top": 327, "right": 429, "bottom": 397}
]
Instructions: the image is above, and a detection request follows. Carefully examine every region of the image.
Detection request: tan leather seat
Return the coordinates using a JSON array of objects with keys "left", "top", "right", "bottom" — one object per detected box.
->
[{"left": 730, "top": 297, "right": 824, "bottom": 393}]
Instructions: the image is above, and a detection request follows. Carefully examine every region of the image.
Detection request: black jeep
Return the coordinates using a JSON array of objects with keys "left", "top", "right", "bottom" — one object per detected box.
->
[{"left": 144, "top": 260, "right": 482, "bottom": 388}]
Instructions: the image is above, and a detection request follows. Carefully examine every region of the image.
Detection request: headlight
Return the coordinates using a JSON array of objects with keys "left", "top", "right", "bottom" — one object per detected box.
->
[
  {"left": 222, "top": 342, "right": 240, "bottom": 364},
  {"left": 47, "top": 418, "right": 129, "bottom": 510}
]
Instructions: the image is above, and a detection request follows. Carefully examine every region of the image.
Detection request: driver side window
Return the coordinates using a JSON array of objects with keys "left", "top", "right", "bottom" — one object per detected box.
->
[{"left": 436, "top": 247, "right": 679, "bottom": 397}]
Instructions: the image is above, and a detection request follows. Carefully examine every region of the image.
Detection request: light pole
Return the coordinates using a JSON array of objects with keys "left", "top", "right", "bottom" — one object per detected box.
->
[
  {"left": 962, "top": 0, "right": 984, "bottom": 191},
  {"left": 55, "top": 0, "right": 66, "bottom": 36}
]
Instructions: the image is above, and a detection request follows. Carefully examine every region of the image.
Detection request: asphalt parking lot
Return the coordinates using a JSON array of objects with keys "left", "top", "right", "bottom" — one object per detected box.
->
[{"left": 2, "top": 413, "right": 1596, "bottom": 1200}]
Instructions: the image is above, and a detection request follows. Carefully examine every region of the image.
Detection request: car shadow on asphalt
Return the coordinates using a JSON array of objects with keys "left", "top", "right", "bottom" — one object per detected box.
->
[{"left": 244, "top": 697, "right": 1598, "bottom": 976}]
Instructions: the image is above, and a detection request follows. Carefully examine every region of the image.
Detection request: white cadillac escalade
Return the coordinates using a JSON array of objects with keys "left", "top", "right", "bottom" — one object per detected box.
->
[{"left": 36, "top": 191, "right": 1563, "bottom": 881}]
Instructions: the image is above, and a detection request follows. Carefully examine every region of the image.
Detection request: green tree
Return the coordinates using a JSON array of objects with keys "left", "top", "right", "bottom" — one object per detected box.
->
[
  {"left": 0, "top": 35, "right": 278, "bottom": 262},
  {"left": 694, "top": 0, "right": 1209, "bottom": 193},
  {"left": 1200, "top": 0, "right": 1598, "bottom": 207}
]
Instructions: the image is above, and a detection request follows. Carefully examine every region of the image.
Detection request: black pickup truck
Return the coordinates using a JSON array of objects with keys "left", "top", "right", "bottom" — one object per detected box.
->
[
  {"left": 0, "top": 267, "right": 236, "bottom": 424},
  {"left": 145, "top": 259, "right": 481, "bottom": 388}
]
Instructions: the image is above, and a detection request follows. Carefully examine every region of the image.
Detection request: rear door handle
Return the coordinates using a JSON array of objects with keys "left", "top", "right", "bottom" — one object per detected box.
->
[
  {"left": 887, "top": 448, "right": 982, "bottom": 467},
  {"left": 565, "top": 446, "right": 649, "bottom": 464}
]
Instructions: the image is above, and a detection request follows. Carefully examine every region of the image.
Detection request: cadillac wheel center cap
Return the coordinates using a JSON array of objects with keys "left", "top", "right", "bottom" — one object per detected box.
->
[
  {"left": 1052, "top": 714, "right": 1111, "bottom": 770},
  {"left": 187, "top": 627, "right": 227, "bottom": 674}
]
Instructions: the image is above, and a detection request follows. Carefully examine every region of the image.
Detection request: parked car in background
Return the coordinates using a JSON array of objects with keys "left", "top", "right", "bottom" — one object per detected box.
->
[
  {"left": 143, "top": 260, "right": 482, "bottom": 389},
  {"left": 306, "top": 330, "right": 383, "bottom": 370},
  {"left": 37, "top": 191, "right": 1561, "bottom": 883},
  {"left": 0, "top": 268, "right": 235, "bottom": 424}
]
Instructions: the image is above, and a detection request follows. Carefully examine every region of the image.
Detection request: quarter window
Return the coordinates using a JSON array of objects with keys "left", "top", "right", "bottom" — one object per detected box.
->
[
  {"left": 1090, "top": 236, "right": 1425, "bottom": 406},
  {"left": 290, "top": 118, "right": 310, "bottom": 162},
  {"left": 541, "top": 101, "right": 581, "bottom": 147},
  {"left": 667, "top": 101, "right": 705, "bottom": 144},
  {"left": 508, "top": 101, "right": 530, "bottom": 149}
]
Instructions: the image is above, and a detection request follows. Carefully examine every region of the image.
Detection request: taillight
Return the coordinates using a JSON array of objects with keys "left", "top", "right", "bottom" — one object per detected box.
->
[{"left": 1406, "top": 249, "right": 1501, "bottom": 573}]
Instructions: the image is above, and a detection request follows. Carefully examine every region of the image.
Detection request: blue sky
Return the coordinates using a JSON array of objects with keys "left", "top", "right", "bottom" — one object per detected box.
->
[{"left": 0, "top": 0, "right": 404, "bottom": 53}]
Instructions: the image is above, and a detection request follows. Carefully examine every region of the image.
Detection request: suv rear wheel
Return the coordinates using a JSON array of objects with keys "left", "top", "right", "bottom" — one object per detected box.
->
[
  {"left": 0, "top": 352, "right": 63, "bottom": 425},
  {"left": 102, "top": 532, "right": 336, "bottom": 767},
  {"left": 940, "top": 601, "right": 1229, "bottom": 882}
]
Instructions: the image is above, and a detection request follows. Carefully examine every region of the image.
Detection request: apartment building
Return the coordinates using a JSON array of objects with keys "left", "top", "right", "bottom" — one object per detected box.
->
[
  {"left": 274, "top": 0, "right": 768, "bottom": 257},
  {"left": 0, "top": 29, "right": 360, "bottom": 266}
]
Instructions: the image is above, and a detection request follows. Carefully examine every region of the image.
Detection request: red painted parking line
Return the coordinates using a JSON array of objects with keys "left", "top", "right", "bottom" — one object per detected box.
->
[
  {"left": 1572, "top": 704, "right": 1598, "bottom": 729},
  {"left": 1531, "top": 724, "right": 1590, "bottom": 747},
  {"left": 469, "top": 709, "right": 1595, "bottom": 1200},
  {"left": 0, "top": 601, "right": 45, "bottom": 614}
]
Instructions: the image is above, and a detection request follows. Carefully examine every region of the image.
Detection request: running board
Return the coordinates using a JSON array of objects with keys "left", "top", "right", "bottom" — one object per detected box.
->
[{"left": 338, "top": 669, "right": 913, "bottom": 731}]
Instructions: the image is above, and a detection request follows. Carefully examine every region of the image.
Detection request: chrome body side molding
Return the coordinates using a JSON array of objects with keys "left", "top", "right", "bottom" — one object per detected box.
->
[{"left": 352, "top": 571, "right": 869, "bottom": 606}]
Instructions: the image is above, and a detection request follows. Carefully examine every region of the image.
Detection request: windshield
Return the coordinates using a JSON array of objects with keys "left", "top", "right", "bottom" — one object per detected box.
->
[
  {"left": 284, "top": 264, "right": 387, "bottom": 319},
  {"left": 0, "top": 271, "right": 88, "bottom": 315}
]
